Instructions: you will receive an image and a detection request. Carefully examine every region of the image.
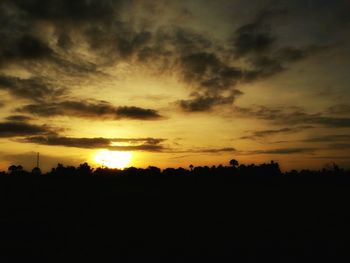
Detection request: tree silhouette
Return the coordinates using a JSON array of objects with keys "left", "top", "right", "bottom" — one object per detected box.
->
[
  {"left": 8, "top": 165, "right": 17, "bottom": 174},
  {"left": 229, "top": 159, "right": 239, "bottom": 168},
  {"left": 8, "top": 165, "right": 24, "bottom": 175},
  {"left": 77, "top": 162, "right": 93, "bottom": 176},
  {"left": 32, "top": 167, "right": 42, "bottom": 176}
]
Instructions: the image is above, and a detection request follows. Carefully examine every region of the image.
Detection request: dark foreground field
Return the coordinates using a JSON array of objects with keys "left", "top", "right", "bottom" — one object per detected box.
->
[{"left": 1, "top": 170, "right": 350, "bottom": 262}]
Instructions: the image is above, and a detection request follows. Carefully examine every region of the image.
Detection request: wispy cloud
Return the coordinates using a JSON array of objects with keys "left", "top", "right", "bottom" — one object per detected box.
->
[
  {"left": 18, "top": 100, "right": 163, "bottom": 120},
  {"left": 0, "top": 0, "right": 335, "bottom": 113},
  {"left": 302, "top": 135, "right": 350, "bottom": 143},
  {"left": 234, "top": 105, "right": 350, "bottom": 128},
  {"left": 250, "top": 148, "right": 317, "bottom": 155},
  {"left": 0, "top": 121, "right": 56, "bottom": 137},
  {"left": 0, "top": 75, "right": 65, "bottom": 101},
  {"left": 241, "top": 126, "right": 314, "bottom": 140},
  {"left": 20, "top": 136, "right": 166, "bottom": 152}
]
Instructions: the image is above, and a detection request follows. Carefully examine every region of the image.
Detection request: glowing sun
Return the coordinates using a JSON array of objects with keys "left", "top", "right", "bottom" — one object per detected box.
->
[{"left": 94, "top": 150, "right": 132, "bottom": 169}]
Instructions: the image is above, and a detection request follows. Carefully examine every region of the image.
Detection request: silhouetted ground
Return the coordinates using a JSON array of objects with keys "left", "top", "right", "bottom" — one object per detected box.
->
[{"left": 1, "top": 161, "right": 350, "bottom": 262}]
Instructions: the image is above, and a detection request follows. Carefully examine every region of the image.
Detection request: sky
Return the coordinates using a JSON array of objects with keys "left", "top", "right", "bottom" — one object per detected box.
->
[{"left": 0, "top": 0, "right": 350, "bottom": 171}]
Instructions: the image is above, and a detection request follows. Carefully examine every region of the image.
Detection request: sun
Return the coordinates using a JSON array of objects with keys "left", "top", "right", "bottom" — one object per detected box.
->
[{"left": 94, "top": 150, "right": 132, "bottom": 169}]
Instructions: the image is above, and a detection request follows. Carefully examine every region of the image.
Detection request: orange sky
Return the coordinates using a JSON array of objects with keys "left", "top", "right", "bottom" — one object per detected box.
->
[{"left": 0, "top": 0, "right": 350, "bottom": 172}]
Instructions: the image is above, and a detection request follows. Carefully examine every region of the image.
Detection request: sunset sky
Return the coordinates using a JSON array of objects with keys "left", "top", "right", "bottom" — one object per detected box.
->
[{"left": 0, "top": 0, "right": 350, "bottom": 171}]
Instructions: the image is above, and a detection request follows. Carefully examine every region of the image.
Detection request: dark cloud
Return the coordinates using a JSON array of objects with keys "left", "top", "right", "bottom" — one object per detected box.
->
[
  {"left": 197, "top": 147, "right": 236, "bottom": 153},
  {"left": 21, "top": 136, "right": 165, "bottom": 152},
  {"left": 308, "top": 117, "right": 350, "bottom": 128},
  {"left": 5, "top": 115, "right": 33, "bottom": 122},
  {"left": 109, "top": 144, "right": 164, "bottom": 152},
  {"left": 328, "top": 143, "right": 350, "bottom": 150},
  {"left": 107, "top": 18, "right": 324, "bottom": 113},
  {"left": 3, "top": 35, "right": 53, "bottom": 61},
  {"left": 22, "top": 136, "right": 110, "bottom": 149},
  {"left": 0, "top": 75, "right": 65, "bottom": 101},
  {"left": 170, "top": 6, "right": 330, "bottom": 112},
  {"left": 0, "top": 0, "right": 122, "bottom": 72},
  {"left": 115, "top": 31, "right": 153, "bottom": 59},
  {"left": 171, "top": 27, "right": 212, "bottom": 53},
  {"left": 234, "top": 106, "right": 350, "bottom": 128},
  {"left": 115, "top": 106, "right": 163, "bottom": 120},
  {"left": 251, "top": 148, "right": 316, "bottom": 155},
  {"left": 179, "top": 92, "right": 242, "bottom": 112},
  {"left": 241, "top": 126, "right": 314, "bottom": 140},
  {"left": 0, "top": 10, "right": 53, "bottom": 64},
  {"left": 167, "top": 147, "right": 236, "bottom": 154},
  {"left": 0, "top": 0, "right": 339, "bottom": 114},
  {"left": 232, "top": 22, "right": 275, "bottom": 57},
  {"left": 243, "top": 58, "right": 283, "bottom": 82},
  {"left": 311, "top": 156, "right": 350, "bottom": 160},
  {"left": 0, "top": 1, "right": 55, "bottom": 64},
  {"left": 0, "top": 121, "right": 54, "bottom": 138},
  {"left": 302, "top": 135, "right": 350, "bottom": 143},
  {"left": 228, "top": 7, "right": 330, "bottom": 83},
  {"left": 177, "top": 51, "right": 244, "bottom": 111},
  {"left": 241, "top": 45, "right": 328, "bottom": 82},
  {"left": 18, "top": 100, "right": 163, "bottom": 120},
  {"left": 328, "top": 104, "right": 350, "bottom": 115},
  {"left": 11, "top": 0, "right": 119, "bottom": 22},
  {"left": 180, "top": 52, "right": 243, "bottom": 91},
  {"left": 277, "top": 46, "right": 326, "bottom": 62}
]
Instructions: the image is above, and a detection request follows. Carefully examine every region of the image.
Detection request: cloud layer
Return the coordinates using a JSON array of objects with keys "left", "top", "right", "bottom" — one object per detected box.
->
[
  {"left": 18, "top": 100, "right": 163, "bottom": 120},
  {"left": 0, "top": 0, "right": 349, "bottom": 168},
  {"left": 0, "top": 0, "right": 337, "bottom": 113},
  {"left": 0, "top": 121, "right": 55, "bottom": 137},
  {"left": 21, "top": 136, "right": 165, "bottom": 152}
]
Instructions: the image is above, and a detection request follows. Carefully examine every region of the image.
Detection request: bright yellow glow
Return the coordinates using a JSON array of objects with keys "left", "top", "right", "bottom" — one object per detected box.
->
[{"left": 94, "top": 150, "right": 132, "bottom": 169}]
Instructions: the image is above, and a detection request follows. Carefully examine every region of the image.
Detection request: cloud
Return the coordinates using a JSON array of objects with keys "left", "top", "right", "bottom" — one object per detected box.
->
[
  {"left": 179, "top": 52, "right": 243, "bottom": 90},
  {"left": 172, "top": 6, "right": 330, "bottom": 111},
  {"left": 0, "top": 75, "right": 65, "bottom": 101},
  {"left": 18, "top": 100, "right": 163, "bottom": 120},
  {"left": 115, "top": 106, "right": 163, "bottom": 120},
  {"left": 197, "top": 147, "right": 236, "bottom": 153},
  {"left": 245, "top": 56, "right": 284, "bottom": 80},
  {"left": 328, "top": 143, "right": 350, "bottom": 150},
  {"left": 20, "top": 136, "right": 166, "bottom": 152},
  {"left": 232, "top": 22, "right": 275, "bottom": 57},
  {"left": 302, "top": 135, "right": 350, "bottom": 143},
  {"left": 328, "top": 104, "right": 350, "bottom": 115},
  {"left": 0, "top": 0, "right": 338, "bottom": 114},
  {"left": 311, "top": 156, "right": 350, "bottom": 160},
  {"left": 5, "top": 115, "right": 33, "bottom": 122},
  {"left": 3, "top": 35, "right": 53, "bottom": 61},
  {"left": 228, "top": 7, "right": 330, "bottom": 83},
  {"left": 241, "top": 126, "right": 314, "bottom": 140},
  {"left": 11, "top": 0, "right": 120, "bottom": 22},
  {"left": 234, "top": 105, "right": 350, "bottom": 128},
  {"left": 20, "top": 135, "right": 235, "bottom": 154},
  {"left": 251, "top": 148, "right": 316, "bottom": 155},
  {"left": 176, "top": 51, "right": 245, "bottom": 111},
  {"left": 179, "top": 92, "right": 242, "bottom": 112},
  {"left": 0, "top": 121, "right": 55, "bottom": 138},
  {"left": 167, "top": 147, "right": 236, "bottom": 154},
  {"left": 109, "top": 144, "right": 164, "bottom": 152}
]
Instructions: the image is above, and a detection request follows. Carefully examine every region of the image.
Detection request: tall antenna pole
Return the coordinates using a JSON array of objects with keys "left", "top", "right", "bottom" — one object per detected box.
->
[{"left": 36, "top": 152, "right": 40, "bottom": 168}]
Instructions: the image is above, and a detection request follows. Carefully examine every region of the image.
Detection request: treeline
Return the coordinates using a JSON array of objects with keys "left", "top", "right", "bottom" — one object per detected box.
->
[
  {"left": 2, "top": 159, "right": 350, "bottom": 261},
  {"left": 2, "top": 159, "right": 350, "bottom": 179}
]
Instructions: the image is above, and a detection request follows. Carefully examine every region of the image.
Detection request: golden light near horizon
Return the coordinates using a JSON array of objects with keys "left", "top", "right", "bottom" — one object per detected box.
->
[{"left": 94, "top": 150, "right": 132, "bottom": 169}]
